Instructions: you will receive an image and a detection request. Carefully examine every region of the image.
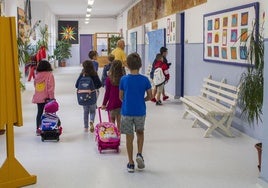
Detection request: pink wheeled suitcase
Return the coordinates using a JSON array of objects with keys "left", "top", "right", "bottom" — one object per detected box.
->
[{"left": 95, "top": 107, "right": 120, "bottom": 153}]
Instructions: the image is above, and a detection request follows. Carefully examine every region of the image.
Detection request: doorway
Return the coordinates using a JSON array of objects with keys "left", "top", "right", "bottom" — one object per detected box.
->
[{"left": 80, "top": 34, "right": 93, "bottom": 64}]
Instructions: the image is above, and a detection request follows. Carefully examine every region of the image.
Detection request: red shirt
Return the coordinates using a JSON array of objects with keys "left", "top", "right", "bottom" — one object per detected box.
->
[{"left": 154, "top": 60, "right": 170, "bottom": 81}]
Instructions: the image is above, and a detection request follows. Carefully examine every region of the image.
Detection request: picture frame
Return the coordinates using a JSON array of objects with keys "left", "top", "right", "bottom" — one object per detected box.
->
[{"left": 203, "top": 2, "right": 259, "bottom": 66}]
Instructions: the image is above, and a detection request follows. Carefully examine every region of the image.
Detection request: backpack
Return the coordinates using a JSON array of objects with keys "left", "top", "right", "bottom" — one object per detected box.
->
[
  {"left": 153, "top": 67, "right": 165, "bottom": 86},
  {"left": 77, "top": 76, "right": 96, "bottom": 105}
]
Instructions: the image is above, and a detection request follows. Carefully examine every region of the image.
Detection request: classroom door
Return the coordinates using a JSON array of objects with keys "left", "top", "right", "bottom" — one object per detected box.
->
[{"left": 80, "top": 34, "right": 93, "bottom": 64}]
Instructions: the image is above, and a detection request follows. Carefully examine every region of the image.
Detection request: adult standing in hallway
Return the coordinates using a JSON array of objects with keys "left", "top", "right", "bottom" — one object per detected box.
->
[{"left": 111, "top": 39, "right": 127, "bottom": 74}]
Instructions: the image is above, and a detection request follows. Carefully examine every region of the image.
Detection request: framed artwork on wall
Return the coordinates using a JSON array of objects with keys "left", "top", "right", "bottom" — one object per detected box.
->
[
  {"left": 203, "top": 2, "right": 259, "bottom": 66},
  {"left": 58, "top": 21, "right": 79, "bottom": 44}
]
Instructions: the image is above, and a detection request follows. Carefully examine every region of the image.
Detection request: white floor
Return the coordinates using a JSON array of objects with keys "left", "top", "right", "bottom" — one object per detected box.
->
[{"left": 0, "top": 67, "right": 260, "bottom": 188}]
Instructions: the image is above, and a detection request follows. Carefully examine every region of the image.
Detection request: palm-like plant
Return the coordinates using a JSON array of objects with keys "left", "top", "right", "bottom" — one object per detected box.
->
[{"left": 238, "top": 21, "right": 264, "bottom": 124}]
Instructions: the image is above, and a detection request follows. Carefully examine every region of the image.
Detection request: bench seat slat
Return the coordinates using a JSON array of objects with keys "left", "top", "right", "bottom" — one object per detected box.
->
[
  {"left": 201, "top": 89, "right": 237, "bottom": 106},
  {"left": 184, "top": 96, "right": 232, "bottom": 115},
  {"left": 203, "top": 78, "right": 239, "bottom": 91},
  {"left": 203, "top": 83, "right": 239, "bottom": 99}
]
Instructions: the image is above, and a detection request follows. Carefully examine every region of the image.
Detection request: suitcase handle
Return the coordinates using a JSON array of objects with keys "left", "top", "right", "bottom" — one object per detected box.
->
[{"left": 98, "top": 107, "right": 111, "bottom": 123}]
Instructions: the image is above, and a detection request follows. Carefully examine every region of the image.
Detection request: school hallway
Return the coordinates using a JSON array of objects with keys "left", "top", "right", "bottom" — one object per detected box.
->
[{"left": 0, "top": 66, "right": 260, "bottom": 188}]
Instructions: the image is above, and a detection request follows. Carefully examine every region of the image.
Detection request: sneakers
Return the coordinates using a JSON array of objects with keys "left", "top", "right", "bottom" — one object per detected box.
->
[
  {"left": 136, "top": 153, "right": 145, "bottom": 169},
  {"left": 151, "top": 98, "right": 157, "bottom": 102},
  {"left": 89, "top": 122, "right": 94, "bottom": 133},
  {"left": 156, "top": 100, "right": 162, "bottom": 105},
  {"left": 84, "top": 127, "right": 89, "bottom": 132},
  {"left": 163, "top": 95, "right": 169, "bottom": 101},
  {"left": 127, "top": 163, "right": 135, "bottom": 173}
]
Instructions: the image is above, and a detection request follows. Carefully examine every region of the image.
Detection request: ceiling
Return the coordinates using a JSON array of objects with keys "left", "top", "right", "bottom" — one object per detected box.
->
[{"left": 31, "top": 0, "right": 137, "bottom": 19}]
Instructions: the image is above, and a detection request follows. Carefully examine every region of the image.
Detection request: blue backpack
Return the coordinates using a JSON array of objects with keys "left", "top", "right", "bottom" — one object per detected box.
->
[{"left": 77, "top": 76, "right": 96, "bottom": 106}]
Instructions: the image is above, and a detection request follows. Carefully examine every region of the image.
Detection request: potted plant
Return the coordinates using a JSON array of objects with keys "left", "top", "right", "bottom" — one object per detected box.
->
[
  {"left": 108, "top": 35, "right": 121, "bottom": 53},
  {"left": 238, "top": 20, "right": 264, "bottom": 171},
  {"left": 53, "top": 40, "right": 72, "bottom": 67}
]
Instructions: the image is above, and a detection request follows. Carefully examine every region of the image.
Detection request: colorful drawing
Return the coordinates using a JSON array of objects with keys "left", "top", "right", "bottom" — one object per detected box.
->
[
  {"left": 231, "top": 14, "right": 238, "bottom": 27},
  {"left": 241, "top": 28, "right": 248, "bottom": 42},
  {"left": 207, "top": 20, "right": 213, "bottom": 31},
  {"left": 167, "top": 18, "right": 170, "bottom": 36},
  {"left": 214, "top": 46, "right": 219, "bottom": 57},
  {"left": 231, "top": 29, "right": 237, "bottom": 42},
  {"left": 214, "top": 18, "right": 220, "bottom": 30},
  {"left": 207, "top": 46, "right": 212, "bottom": 57},
  {"left": 231, "top": 47, "right": 237, "bottom": 59},
  {"left": 221, "top": 47, "right": 227, "bottom": 59},
  {"left": 207, "top": 33, "right": 212, "bottom": 43},
  {"left": 223, "top": 17, "right": 228, "bottom": 27},
  {"left": 222, "top": 29, "right": 227, "bottom": 46},
  {"left": 203, "top": 3, "right": 259, "bottom": 65},
  {"left": 240, "top": 46, "right": 247, "bottom": 60},
  {"left": 241, "top": 12, "right": 249, "bottom": 26},
  {"left": 214, "top": 33, "right": 220, "bottom": 43},
  {"left": 58, "top": 21, "right": 79, "bottom": 44}
]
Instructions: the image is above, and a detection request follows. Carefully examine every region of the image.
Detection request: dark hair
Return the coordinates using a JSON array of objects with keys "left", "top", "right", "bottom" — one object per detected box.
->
[
  {"left": 36, "top": 60, "right": 52, "bottom": 72},
  {"left": 160, "top": 47, "right": 168, "bottom": 54},
  {"left": 155, "top": 53, "right": 163, "bottom": 61},
  {"left": 109, "top": 60, "right": 124, "bottom": 86},
  {"left": 108, "top": 54, "right": 115, "bottom": 62},
  {"left": 88, "top": 50, "right": 98, "bottom": 59},
  {"left": 82, "top": 60, "right": 97, "bottom": 77},
  {"left": 127, "top": 53, "right": 142, "bottom": 70}
]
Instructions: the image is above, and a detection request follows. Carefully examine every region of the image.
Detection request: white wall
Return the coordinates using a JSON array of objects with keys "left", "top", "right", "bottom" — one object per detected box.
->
[{"left": 76, "top": 18, "right": 118, "bottom": 34}]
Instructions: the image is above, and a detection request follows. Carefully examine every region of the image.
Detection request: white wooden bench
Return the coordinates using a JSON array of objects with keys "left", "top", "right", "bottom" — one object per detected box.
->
[{"left": 180, "top": 75, "right": 240, "bottom": 138}]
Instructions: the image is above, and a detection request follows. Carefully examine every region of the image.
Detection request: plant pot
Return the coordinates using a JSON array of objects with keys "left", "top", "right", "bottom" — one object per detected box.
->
[
  {"left": 59, "top": 61, "right": 66, "bottom": 67},
  {"left": 0, "top": 129, "right": 5, "bottom": 135},
  {"left": 255, "top": 143, "right": 262, "bottom": 172}
]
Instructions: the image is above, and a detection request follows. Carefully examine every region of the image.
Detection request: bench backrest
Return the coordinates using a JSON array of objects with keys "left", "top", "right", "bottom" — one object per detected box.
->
[{"left": 201, "top": 76, "right": 240, "bottom": 111}]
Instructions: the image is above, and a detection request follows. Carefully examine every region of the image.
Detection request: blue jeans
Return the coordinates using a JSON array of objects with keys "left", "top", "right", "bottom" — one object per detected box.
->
[{"left": 83, "top": 104, "right": 96, "bottom": 128}]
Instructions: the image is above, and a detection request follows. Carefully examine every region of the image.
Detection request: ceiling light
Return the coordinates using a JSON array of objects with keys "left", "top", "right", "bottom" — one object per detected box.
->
[
  {"left": 87, "top": 7, "right": 92, "bottom": 12},
  {"left": 88, "top": 0, "right": 94, "bottom": 6},
  {"left": 86, "top": 14, "right": 91, "bottom": 17},
  {"left": 85, "top": 21, "right": 89, "bottom": 24},
  {"left": 85, "top": 18, "right": 90, "bottom": 21}
]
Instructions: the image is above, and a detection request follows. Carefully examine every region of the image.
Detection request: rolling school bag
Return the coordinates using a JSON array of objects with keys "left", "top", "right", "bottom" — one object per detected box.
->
[
  {"left": 77, "top": 76, "right": 96, "bottom": 106},
  {"left": 95, "top": 107, "right": 120, "bottom": 153},
  {"left": 40, "top": 113, "right": 62, "bottom": 142}
]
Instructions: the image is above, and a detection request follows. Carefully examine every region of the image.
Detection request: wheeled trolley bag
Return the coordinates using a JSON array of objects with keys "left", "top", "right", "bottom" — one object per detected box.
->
[{"left": 95, "top": 108, "right": 120, "bottom": 153}]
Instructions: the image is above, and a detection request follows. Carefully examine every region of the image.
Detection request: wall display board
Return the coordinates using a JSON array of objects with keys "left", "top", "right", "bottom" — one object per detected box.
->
[
  {"left": 203, "top": 2, "right": 259, "bottom": 66},
  {"left": 147, "top": 28, "right": 166, "bottom": 63},
  {"left": 129, "top": 31, "right": 137, "bottom": 53}
]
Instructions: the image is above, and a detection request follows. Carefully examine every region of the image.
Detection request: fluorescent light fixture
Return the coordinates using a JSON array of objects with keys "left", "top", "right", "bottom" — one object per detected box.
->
[
  {"left": 85, "top": 21, "right": 89, "bottom": 24},
  {"left": 88, "top": 0, "right": 94, "bottom": 6},
  {"left": 85, "top": 18, "right": 90, "bottom": 21},
  {"left": 87, "top": 7, "right": 92, "bottom": 12},
  {"left": 86, "top": 13, "right": 91, "bottom": 17}
]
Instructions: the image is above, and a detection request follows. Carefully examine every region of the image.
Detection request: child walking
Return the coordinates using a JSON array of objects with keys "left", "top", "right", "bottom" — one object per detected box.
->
[
  {"left": 101, "top": 60, "right": 124, "bottom": 130},
  {"left": 32, "top": 60, "right": 55, "bottom": 135},
  {"left": 119, "top": 53, "right": 152, "bottom": 172},
  {"left": 88, "top": 50, "right": 99, "bottom": 72},
  {"left": 101, "top": 53, "right": 115, "bottom": 87},
  {"left": 153, "top": 53, "right": 170, "bottom": 105},
  {"left": 75, "top": 60, "right": 102, "bottom": 133}
]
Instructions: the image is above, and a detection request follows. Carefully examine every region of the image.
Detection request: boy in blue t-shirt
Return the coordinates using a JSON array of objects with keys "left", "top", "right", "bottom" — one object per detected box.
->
[{"left": 119, "top": 53, "right": 152, "bottom": 173}]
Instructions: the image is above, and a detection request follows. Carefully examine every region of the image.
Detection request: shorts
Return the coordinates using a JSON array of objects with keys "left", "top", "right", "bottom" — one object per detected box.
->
[
  {"left": 156, "top": 83, "right": 164, "bottom": 94},
  {"left": 110, "top": 108, "right": 121, "bottom": 118},
  {"left": 120, "top": 115, "right": 146, "bottom": 134}
]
